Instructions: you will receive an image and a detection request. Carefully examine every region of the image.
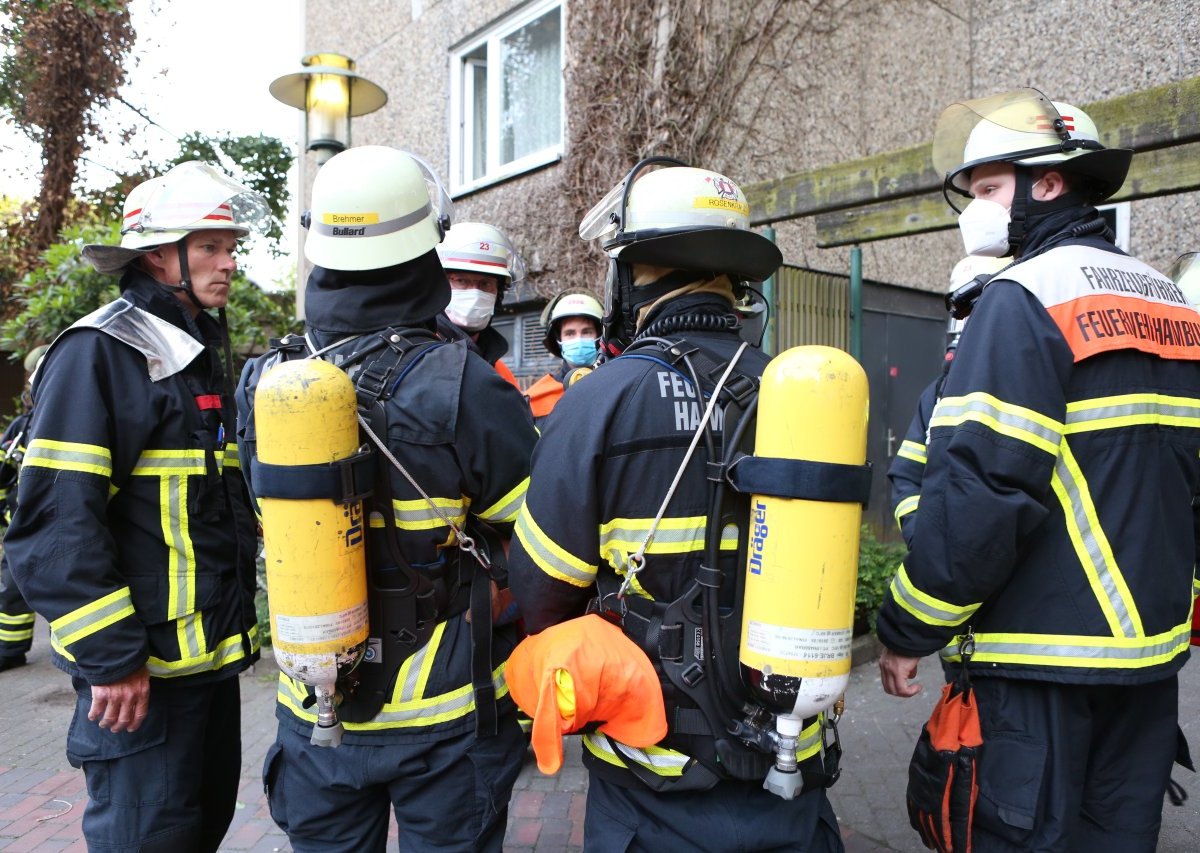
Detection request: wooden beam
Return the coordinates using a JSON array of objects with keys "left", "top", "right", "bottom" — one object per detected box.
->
[
  {"left": 813, "top": 140, "right": 1200, "bottom": 247},
  {"left": 749, "top": 76, "right": 1200, "bottom": 226}
]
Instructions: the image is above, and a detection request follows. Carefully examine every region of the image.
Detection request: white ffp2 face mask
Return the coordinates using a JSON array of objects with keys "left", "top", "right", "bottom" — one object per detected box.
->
[
  {"left": 445, "top": 289, "right": 497, "bottom": 332},
  {"left": 957, "top": 199, "right": 1013, "bottom": 258}
]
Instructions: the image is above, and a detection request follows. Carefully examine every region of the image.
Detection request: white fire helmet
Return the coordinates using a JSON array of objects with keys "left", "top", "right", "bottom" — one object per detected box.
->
[
  {"left": 436, "top": 222, "right": 527, "bottom": 289},
  {"left": 83, "top": 162, "right": 272, "bottom": 274},
  {"left": 1169, "top": 253, "right": 1200, "bottom": 306},
  {"left": 932, "top": 88, "right": 1131, "bottom": 204},
  {"left": 579, "top": 158, "right": 781, "bottom": 342},
  {"left": 540, "top": 290, "right": 603, "bottom": 357},
  {"left": 304, "top": 146, "right": 452, "bottom": 272},
  {"left": 580, "top": 162, "right": 779, "bottom": 281}
]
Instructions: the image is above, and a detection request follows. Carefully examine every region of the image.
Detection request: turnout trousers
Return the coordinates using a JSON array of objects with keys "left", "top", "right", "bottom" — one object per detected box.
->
[
  {"left": 0, "top": 554, "right": 34, "bottom": 663},
  {"left": 969, "top": 675, "right": 1179, "bottom": 852},
  {"left": 67, "top": 674, "right": 242, "bottom": 852},
  {"left": 583, "top": 772, "right": 844, "bottom": 853},
  {"left": 262, "top": 708, "right": 526, "bottom": 852}
]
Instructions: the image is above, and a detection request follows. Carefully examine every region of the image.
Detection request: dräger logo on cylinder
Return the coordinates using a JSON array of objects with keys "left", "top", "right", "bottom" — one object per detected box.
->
[{"left": 749, "top": 500, "right": 768, "bottom": 575}]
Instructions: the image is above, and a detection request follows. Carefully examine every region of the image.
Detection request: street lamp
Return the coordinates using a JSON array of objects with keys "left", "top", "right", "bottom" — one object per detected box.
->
[{"left": 269, "top": 52, "right": 388, "bottom": 165}]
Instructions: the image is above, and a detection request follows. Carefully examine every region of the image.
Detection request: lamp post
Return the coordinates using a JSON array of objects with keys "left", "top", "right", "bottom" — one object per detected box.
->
[{"left": 269, "top": 52, "right": 387, "bottom": 165}]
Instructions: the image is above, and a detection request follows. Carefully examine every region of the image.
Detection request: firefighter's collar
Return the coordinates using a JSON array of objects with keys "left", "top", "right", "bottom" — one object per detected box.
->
[{"left": 68, "top": 297, "right": 204, "bottom": 381}]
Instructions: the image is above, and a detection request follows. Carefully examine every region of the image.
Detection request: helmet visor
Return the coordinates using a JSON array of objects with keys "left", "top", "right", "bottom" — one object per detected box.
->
[
  {"left": 1169, "top": 252, "right": 1200, "bottom": 305},
  {"left": 932, "top": 88, "right": 1064, "bottom": 187},
  {"left": 125, "top": 161, "right": 274, "bottom": 235},
  {"left": 579, "top": 177, "right": 626, "bottom": 242},
  {"left": 402, "top": 150, "right": 455, "bottom": 236}
]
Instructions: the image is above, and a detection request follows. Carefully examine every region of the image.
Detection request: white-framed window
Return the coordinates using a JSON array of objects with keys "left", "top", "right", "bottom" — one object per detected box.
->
[
  {"left": 1098, "top": 201, "right": 1130, "bottom": 252},
  {"left": 449, "top": 0, "right": 564, "bottom": 195}
]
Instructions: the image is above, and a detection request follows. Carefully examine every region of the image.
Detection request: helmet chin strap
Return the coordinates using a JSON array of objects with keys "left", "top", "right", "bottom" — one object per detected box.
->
[
  {"left": 159, "top": 239, "right": 206, "bottom": 310},
  {"left": 1007, "top": 167, "right": 1032, "bottom": 256}
]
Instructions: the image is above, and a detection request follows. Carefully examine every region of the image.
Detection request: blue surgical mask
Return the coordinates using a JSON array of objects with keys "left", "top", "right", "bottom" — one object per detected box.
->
[{"left": 560, "top": 337, "right": 598, "bottom": 367}]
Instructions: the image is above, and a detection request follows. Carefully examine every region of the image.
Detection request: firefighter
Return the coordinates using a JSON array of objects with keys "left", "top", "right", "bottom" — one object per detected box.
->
[
  {"left": 877, "top": 89, "right": 1200, "bottom": 850},
  {"left": 3, "top": 162, "right": 266, "bottom": 850},
  {"left": 525, "top": 290, "right": 603, "bottom": 422},
  {"left": 0, "top": 345, "right": 47, "bottom": 671},
  {"left": 509, "top": 159, "right": 844, "bottom": 852},
  {"left": 435, "top": 221, "right": 524, "bottom": 388},
  {"left": 237, "top": 146, "right": 537, "bottom": 853},
  {"left": 888, "top": 256, "right": 1008, "bottom": 546}
]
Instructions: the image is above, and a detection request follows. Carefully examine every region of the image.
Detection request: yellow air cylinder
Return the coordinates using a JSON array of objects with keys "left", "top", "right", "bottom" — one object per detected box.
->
[
  {"left": 739, "top": 345, "right": 868, "bottom": 720},
  {"left": 256, "top": 358, "right": 369, "bottom": 745}
]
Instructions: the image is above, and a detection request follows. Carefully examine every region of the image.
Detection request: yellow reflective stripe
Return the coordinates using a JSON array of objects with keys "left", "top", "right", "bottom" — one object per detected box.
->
[
  {"left": 477, "top": 477, "right": 528, "bottom": 524},
  {"left": 50, "top": 587, "right": 135, "bottom": 647},
  {"left": 160, "top": 476, "right": 199, "bottom": 625},
  {"left": 889, "top": 564, "right": 979, "bottom": 627},
  {"left": 222, "top": 444, "right": 240, "bottom": 469},
  {"left": 368, "top": 496, "right": 467, "bottom": 532},
  {"left": 276, "top": 662, "right": 510, "bottom": 730},
  {"left": 940, "top": 623, "right": 1190, "bottom": 668},
  {"left": 897, "top": 440, "right": 927, "bottom": 464},
  {"left": 931, "top": 392, "right": 1062, "bottom": 455},
  {"left": 148, "top": 625, "right": 257, "bottom": 677},
  {"left": 1065, "top": 393, "right": 1200, "bottom": 434},
  {"left": 582, "top": 734, "right": 688, "bottom": 776},
  {"left": 52, "top": 622, "right": 257, "bottom": 671},
  {"left": 796, "top": 718, "right": 823, "bottom": 763},
  {"left": 893, "top": 495, "right": 920, "bottom": 524},
  {"left": 132, "top": 449, "right": 209, "bottom": 477},
  {"left": 407, "top": 622, "right": 444, "bottom": 702},
  {"left": 1193, "top": 576, "right": 1200, "bottom": 599},
  {"left": 24, "top": 439, "right": 112, "bottom": 477},
  {"left": 514, "top": 506, "right": 597, "bottom": 587},
  {"left": 1050, "top": 441, "right": 1142, "bottom": 638},
  {"left": 0, "top": 611, "right": 35, "bottom": 642},
  {"left": 599, "top": 515, "right": 737, "bottom": 557}
]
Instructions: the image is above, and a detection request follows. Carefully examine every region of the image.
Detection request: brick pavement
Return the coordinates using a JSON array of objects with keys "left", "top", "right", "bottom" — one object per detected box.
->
[{"left": 3, "top": 617, "right": 1199, "bottom": 851}]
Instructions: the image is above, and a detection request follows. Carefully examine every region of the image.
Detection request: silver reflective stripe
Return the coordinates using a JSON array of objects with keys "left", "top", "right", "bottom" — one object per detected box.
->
[
  {"left": 940, "top": 626, "right": 1190, "bottom": 664},
  {"left": 585, "top": 733, "right": 691, "bottom": 770},
  {"left": 53, "top": 592, "right": 133, "bottom": 646},
  {"left": 177, "top": 611, "right": 202, "bottom": 661},
  {"left": 311, "top": 202, "right": 432, "bottom": 238},
  {"left": 393, "top": 501, "right": 466, "bottom": 528},
  {"left": 1053, "top": 451, "right": 1138, "bottom": 638},
  {"left": 933, "top": 397, "right": 1062, "bottom": 449},
  {"left": 147, "top": 632, "right": 249, "bottom": 677},
  {"left": 369, "top": 670, "right": 507, "bottom": 724},
  {"left": 1065, "top": 398, "right": 1200, "bottom": 430},
  {"left": 890, "top": 569, "right": 975, "bottom": 626},
  {"left": 133, "top": 454, "right": 206, "bottom": 473},
  {"left": 25, "top": 444, "right": 111, "bottom": 473},
  {"left": 479, "top": 483, "right": 526, "bottom": 523},
  {"left": 165, "top": 476, "right": 194, "bottom": 622},
  {"left": 398, "top": 638, "right": 433, "bottom": 703},
  {"left": 439, "top": 249, "right": 510, "bottom": 271},
  {"left": 515, "top": 511, "right": 595, "bottom": 585}
]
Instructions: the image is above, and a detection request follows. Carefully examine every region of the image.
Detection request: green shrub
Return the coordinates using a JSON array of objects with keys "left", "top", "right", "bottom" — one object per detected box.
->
[{"left": 856, "top": 524, "right": 906, "bottom": 634}]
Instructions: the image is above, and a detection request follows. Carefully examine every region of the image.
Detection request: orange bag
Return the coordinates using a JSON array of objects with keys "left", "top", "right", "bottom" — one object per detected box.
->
[
  {"left": 506, "top": 614, "right": 668, "bottom": 774},
  {"left": 906, "top": 646, "right": 982, "bottom": 852}
]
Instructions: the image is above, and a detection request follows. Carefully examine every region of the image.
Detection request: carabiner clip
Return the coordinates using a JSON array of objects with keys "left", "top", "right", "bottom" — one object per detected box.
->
[{"left": 616, "top": 552, "right": 645, "bottom": 599}]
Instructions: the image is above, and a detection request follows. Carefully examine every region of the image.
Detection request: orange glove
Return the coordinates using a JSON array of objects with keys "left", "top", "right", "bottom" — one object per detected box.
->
[{"left": 506, "top": 614, "right": 667, "bottom": 774}]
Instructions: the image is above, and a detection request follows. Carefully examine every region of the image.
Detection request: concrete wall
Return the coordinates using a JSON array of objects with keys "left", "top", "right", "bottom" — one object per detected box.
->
[{"left": 301, "top": 0, "right": 1200, "bottom": 296}]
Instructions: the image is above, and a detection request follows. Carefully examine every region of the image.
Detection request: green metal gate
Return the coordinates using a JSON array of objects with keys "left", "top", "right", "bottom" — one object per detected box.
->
[{"left": 772, "top": 265, "right": 850, "bottom": 352}]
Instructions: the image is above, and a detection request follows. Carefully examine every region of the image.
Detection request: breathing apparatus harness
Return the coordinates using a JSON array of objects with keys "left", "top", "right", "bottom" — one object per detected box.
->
[
  {"left": 591, "top": 322, "right": 859, "bottom": 792},
  {"left": 255, "top": 328, "right": 504, "bottom": 736}
]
